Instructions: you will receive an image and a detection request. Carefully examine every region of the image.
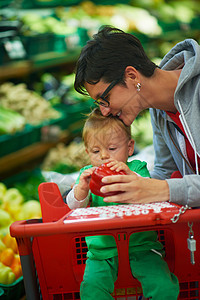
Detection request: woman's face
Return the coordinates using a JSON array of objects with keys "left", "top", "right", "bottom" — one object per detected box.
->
[{"left": 85, "top": 80, "right": 144, "bottom": 126}]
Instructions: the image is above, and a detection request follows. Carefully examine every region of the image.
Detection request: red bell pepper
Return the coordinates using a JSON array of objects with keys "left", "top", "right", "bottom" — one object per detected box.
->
[{"left": 89, "top": 163, "right": 126, "bottom": 197}]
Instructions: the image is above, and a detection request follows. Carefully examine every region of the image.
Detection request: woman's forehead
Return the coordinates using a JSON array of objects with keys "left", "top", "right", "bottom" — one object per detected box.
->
[{"left": 85, "top": 81, "right": 108, "bottom": 99}]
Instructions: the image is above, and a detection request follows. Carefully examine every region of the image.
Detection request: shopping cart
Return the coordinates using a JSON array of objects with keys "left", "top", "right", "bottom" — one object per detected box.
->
[{"left": 10, "top": 182, "right": 200, "bottom": 300}]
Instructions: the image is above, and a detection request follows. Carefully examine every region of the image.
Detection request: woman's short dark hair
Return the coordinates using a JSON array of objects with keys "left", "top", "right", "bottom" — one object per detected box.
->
[{"left": 74, "top": 25, "right": 157, "bottom": 95}]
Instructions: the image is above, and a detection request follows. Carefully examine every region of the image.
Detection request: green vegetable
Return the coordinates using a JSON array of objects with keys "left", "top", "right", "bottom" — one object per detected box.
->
[
  {"left": 14, "top": 171, "right": 45, "bottom": 202},
  {"left": 52, "top": 163, "right": 78, "bottom": 174},
  {"left": 0, "top": 106, "right": 25, "bottom": 135}
]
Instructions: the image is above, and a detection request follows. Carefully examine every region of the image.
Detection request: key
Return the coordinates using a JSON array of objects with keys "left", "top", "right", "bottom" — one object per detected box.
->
[{"left": 187, "top": 237, "right": 196, "bottom": 265}]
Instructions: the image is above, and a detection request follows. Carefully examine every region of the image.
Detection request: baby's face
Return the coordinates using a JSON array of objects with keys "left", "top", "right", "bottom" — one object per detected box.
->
[{"left": 86, "top": 125, "right": 133, "bottom": 167}]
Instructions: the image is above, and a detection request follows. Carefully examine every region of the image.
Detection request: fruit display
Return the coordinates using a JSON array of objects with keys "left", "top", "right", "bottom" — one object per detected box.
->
[
  {"left": 0, "top": 182, "right": 42, "bottom": 287},
  {"left": 0, "top": 235, "right": 22, "bottom": 284},
  {"left": 0, "top": 182, "right": 42, "bottom": 231}
]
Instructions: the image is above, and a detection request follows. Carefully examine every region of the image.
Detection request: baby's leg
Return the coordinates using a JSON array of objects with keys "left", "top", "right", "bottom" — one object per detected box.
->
[
  {"left": 129, "top": 250, "right": 179, "bottom": 300},
  {"left": 80, "top": 257, "right": 118, "bottom": 300}
]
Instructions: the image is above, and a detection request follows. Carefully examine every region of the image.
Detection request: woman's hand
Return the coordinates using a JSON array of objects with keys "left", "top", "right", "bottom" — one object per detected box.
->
[
  {"left": 100, "top": 173, "right": 170, "bottom": 204},
  {"left": 75, "top": 167, "right": 96, "bottom": 200}
]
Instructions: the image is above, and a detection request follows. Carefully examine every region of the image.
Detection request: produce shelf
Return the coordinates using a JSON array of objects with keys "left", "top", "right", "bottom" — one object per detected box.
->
[
  {"left": 32, "top": 49, "right": 81, "bottom": 69},
  {"left": 0, "top": 50, "right": 81, "bottom": 80},
  {"left": 0, "top": 129, "right": 71, "bottom": 181},
  {"left": 0, "top": 60, "right": 32, "bottom": 81}
]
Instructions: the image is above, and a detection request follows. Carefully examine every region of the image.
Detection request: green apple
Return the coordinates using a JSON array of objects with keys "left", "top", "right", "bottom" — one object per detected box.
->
[
  {"left": 0, "top": 263, "right": 16, "bottom": 285},
  {"left": 0, "top": 209, "right": 12, "bottom": 227},
  {"left": 3, "top": 189, "right": 24, "bottom": 206}
]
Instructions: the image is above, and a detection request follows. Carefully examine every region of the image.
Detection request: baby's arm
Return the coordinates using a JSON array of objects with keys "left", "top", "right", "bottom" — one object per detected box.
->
[
  {"left": 66, "top": 167, "right": 95, "bottom": 209},
  {"left": 66, "top": 184, "right": 90, "bottom": 209}
]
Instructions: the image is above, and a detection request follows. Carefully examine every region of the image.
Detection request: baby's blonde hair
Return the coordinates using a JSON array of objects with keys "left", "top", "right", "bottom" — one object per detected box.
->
[{"left": 83, "top": 107, "right": 132, "bottom": 147}]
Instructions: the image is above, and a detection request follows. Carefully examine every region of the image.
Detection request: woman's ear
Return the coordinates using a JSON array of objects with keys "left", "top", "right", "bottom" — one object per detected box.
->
[
  {"left": 124, "top": 66, "right": 140, "bottom": 87},
  {"left": 128, "top": 139, "right": 135, "bottom": 156}
]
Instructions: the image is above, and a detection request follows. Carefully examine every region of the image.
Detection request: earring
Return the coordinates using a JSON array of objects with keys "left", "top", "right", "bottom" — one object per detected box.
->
[{"left": 136, "top": 83, "right": 141, "bottom": 92}]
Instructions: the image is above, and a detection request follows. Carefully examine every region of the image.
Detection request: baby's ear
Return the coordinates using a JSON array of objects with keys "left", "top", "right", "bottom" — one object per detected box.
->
[
  {"left": 128, "top": 139, "right": 135, "bottom": 156},
  {"left": 85, "top": 148, "right": 89, "bottom": 155}
]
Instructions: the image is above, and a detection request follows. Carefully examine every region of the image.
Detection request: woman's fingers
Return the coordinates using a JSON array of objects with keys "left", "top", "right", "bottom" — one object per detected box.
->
[
  {"left": 101, "top": 174, "right": 139, "bottom": 203},
  {"left": 102, "top": 173, "right": 137, "bottom": 184},
  {"left": 102, "top": 177, "right": 169, "bottom": 204}
]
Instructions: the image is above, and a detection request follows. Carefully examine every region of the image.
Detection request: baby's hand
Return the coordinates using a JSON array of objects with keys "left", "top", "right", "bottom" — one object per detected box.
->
[
  {"left": 79, "top": 168, "right": 96, "bottom": 190},
  {"left": 75, "top": 167, "right": 96, "bottom": 200},
  {"left": 106, "top": 159, "right": 133, "bottom": 175}
]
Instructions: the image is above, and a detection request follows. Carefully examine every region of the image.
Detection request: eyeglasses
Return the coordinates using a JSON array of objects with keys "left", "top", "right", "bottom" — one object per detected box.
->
[{"left": 94, "top": 79, "right": 120, "bottom": 107}]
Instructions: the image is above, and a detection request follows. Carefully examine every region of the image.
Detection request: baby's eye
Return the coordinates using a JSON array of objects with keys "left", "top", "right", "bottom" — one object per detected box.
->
[
  {"left": 109, "top": 147, "right": 117, "bottom": 151},
  {"left": 92, "top": 150, "right": 99, "bottom": 154}
]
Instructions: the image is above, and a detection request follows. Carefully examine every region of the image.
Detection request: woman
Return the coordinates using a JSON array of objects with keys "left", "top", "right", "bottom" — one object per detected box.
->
[{"left": 74, "top": 25, "right": 200, "bottom": 207}]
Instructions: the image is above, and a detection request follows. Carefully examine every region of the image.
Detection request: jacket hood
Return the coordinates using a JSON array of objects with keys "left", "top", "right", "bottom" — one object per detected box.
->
[
  {"left": 159, "top": 39, "right": 200, "bottom": 76},
  {"left": 159, "top": 38, "right": 200, "bottom": 167}
]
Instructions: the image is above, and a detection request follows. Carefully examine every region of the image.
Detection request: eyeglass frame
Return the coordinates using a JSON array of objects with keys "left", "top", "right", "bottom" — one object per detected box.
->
[{"left": 93, "top": 78, "right": 121, "bottom": 107}]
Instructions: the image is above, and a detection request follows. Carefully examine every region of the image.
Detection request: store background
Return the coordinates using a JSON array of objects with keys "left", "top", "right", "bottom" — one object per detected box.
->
[{"left": 0, "top": 0, "right": 200, "bottom": 299}]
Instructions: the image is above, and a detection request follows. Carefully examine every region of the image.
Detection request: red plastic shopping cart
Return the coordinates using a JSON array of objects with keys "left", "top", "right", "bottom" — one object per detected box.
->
[{"left": 10, "top": 182, "right": 200, "bottom": 300}]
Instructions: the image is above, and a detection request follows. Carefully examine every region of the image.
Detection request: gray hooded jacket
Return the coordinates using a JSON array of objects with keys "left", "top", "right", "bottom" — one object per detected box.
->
[{"left": 150, "top": 39, "right": 200, "bottom": 207}]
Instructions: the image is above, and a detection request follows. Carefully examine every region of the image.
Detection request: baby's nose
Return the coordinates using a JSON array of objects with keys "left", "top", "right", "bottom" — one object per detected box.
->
[{"left": 101, "top": 150, "right": 110, "bottom": 160}]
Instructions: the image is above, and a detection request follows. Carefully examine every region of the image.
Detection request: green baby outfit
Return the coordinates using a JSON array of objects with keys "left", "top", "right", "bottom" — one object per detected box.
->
[{"left": 76, "top": 160, "right": 179, "bottom": 299}]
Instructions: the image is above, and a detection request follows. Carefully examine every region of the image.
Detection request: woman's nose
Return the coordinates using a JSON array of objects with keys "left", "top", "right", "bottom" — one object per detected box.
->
[{"left": 100, "top": 106, "right": 111, "bottom": 116}]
